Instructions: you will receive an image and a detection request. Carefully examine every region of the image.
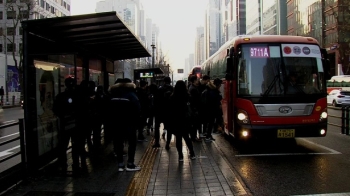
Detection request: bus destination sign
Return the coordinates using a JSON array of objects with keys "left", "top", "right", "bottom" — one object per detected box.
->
[{"left": 250, "top": 47, "right": 270, "bottom": 58}]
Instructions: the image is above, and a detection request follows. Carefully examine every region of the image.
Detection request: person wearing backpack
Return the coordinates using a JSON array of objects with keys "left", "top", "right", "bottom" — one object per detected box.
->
[
  {"left": 152, "top": 76, "right": 173, "bottom": 148},
  {"left": 106, "top": 78, "right": 142, "bottom": 171}
]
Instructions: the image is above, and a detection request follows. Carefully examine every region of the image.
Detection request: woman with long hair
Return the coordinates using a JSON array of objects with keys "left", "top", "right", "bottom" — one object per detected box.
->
[{"left": 167, "top": 80, "right": 196, "bottom": 161}]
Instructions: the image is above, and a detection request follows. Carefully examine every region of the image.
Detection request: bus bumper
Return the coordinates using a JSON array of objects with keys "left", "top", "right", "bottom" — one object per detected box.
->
[{"left": 235, "top": 122, "right": 327, "bottom": 139}]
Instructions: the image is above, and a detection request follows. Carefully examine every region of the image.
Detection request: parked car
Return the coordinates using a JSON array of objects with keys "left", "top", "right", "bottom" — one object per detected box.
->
[{"left": 327, "top": 89, "right": 350, "bottom": 107}]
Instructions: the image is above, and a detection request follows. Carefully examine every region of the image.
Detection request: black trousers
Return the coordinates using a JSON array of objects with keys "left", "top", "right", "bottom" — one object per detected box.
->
[
  {"left": 113, "top": 126, "right": 137, "bottom": 164},
  {"left": 173, "top": 127, "right": 195, "bottom": 157}
]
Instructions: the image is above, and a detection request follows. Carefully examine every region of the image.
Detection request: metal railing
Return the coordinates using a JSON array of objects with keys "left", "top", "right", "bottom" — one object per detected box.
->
[
  {"left": 0, "top": 119, "right": 26, "bottom": 194},
  {"left": 341, "top": 104, "right": 350, "bottom": 135}
]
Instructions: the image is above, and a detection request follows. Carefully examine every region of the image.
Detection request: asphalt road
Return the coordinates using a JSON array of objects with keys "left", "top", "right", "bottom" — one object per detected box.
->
[{"left": 214, "top": 107, "right": 350, "bottom": 196}]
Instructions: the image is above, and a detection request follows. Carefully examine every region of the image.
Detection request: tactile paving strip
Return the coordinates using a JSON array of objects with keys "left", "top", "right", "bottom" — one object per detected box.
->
[{"left": 125, "top": 139, "right": 158, "bottom": 196}]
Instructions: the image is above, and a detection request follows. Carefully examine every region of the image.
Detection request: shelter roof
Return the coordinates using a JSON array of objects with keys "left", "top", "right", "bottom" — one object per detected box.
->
[{"left": 22, "top": 11, "right": 151, "bottom": 61}]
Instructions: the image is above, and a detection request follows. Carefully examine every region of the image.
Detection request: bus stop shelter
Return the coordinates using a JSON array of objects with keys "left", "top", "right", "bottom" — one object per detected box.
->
[{"left": 21, "top": 11, "right": 151, "bottom": 172}]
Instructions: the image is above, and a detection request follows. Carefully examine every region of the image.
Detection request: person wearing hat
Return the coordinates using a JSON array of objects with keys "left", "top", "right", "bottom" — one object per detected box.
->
[{"left": 202, "top": 78, "right": 223, "bottom": 142}]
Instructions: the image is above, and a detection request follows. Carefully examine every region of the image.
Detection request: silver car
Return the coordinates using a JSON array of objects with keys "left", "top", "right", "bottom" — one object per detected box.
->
[{"left": 327, "top": 89, "right": 350, "bottom": 107}]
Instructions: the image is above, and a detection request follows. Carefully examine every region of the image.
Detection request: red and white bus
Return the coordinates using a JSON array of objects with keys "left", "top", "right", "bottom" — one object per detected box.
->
[
  {"left": 188, "top": 65, "right": 202, "bottom": 79},
  {"left": 201, "top": 35, "right": 331, "bottom": 139}
]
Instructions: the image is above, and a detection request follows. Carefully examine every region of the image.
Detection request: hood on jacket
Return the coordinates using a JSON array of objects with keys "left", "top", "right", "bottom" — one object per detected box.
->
[
  {"left": 206, "top": 81, "right": 217, "bottom": 90},
  {"left": 108, "top": 82, "right": 136, "bottom": 95}
]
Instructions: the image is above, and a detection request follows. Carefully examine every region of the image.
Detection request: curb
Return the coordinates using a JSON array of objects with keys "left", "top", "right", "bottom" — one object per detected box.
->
[{"left": 1, "top": 105, "right": 21, "bottom": 109}]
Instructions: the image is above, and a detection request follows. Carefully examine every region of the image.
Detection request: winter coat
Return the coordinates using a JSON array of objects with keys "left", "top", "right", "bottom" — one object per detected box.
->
[
  {"left": 106, "top": 82, "right": 141, "bottom": 129},
  {"left": 188, "top": 84, "right": 201, "bottom": 112},
  {"left": 154, "top": 84, "right": 173, "bottom": 117},
  {"left": 203, "top": 82, "right": 223, "bottom": 118},
  {"left": 136, "top": 87, "right": 151, "bottom": 117},
  {"left": 167, "top": 93, "right": 191, "bottom": 132}
]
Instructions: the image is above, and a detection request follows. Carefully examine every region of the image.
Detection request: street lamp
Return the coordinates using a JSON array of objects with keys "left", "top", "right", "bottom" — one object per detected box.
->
[{"left": 151, "top": 44, "right": 156, "bottom": 68}]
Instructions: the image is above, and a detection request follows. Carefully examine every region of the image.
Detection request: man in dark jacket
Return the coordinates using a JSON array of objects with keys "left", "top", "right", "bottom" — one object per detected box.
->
[
  {"left": 136, "top": 80, "right": 149, "bottom": 141},
  {"left": 0, "top": 86, "right": 4, "bottom": 105},
  {"left": 203, "top": 78, "right": 223, "bottom": 142},
  {"left": 188, "top": 75, "right": 202, "bottom": 142},
  {"left": 198, "top": 75, "right": 210, "bottom": 138},
  {"left": 153, "top": 76, "right": 173, "bottom": 148},
  {"left": 106, "top": 78, "right": 141, "bottom": 171},
  {"left": 53, "top": 77, "right": 78, "bottom": 172}
]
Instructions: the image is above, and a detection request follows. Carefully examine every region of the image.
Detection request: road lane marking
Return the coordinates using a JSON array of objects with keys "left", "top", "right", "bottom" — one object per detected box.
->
[
  {"left": 235, "top": 139, "right": 341, "bottom": 157},
  {"left": 0, "top": 145, "right": 20, "bottom": 158},
  {"left": 299, "top": 138, "right": 341, "bottom": 154},
  {"left": 0, "top": 132, "right": 19, "bottom": 139}
]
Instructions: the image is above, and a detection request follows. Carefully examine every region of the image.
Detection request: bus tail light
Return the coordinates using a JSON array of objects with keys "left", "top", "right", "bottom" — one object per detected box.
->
[
  {"left": 237, "top": 109, "right": 250, "bottom": 124},
  {"left": 319, "top": 108, "right": 328, "bottom": 122}
]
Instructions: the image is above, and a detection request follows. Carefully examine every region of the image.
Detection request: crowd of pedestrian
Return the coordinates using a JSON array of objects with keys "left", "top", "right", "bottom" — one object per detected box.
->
[{"left": 52, "top": 74, "right": 224, "bottom": 175}]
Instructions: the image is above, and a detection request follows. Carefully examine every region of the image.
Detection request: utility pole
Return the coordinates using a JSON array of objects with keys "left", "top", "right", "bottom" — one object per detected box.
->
[{"left": 151, "top": 44, "right": 156, "bottom": 68}]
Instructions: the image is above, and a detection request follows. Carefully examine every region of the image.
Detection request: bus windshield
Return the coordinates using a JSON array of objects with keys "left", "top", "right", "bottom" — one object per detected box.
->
[{"left": 237, "top": 44, "right": 325, "bottom": 96}]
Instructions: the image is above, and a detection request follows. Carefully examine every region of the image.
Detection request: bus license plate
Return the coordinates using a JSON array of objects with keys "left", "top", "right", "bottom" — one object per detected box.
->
[{"left": 277, "top": 129, "right": 295, "bottom": 138}]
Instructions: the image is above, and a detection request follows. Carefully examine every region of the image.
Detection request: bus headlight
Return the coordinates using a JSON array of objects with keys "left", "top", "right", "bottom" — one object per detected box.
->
[
  {"left": 319, "top": 109, "right": 328, "bottom": 122},
  {"left": 237, "top": 109, "right": 250, "bottom": 124}
]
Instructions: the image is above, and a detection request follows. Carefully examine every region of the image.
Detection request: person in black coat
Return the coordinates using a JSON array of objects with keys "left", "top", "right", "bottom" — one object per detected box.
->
[
  {"left": 106, "top": 78, "right": 141, "bottom": 171},
  {"left": 136, "top": 80, "right": 150, "bottom": 141},
  {"left": 202, "top": 78, "right": 223, "bottom": 142},
  {"left": 167, "top": 80, "right": 196, "bottom": 161}
]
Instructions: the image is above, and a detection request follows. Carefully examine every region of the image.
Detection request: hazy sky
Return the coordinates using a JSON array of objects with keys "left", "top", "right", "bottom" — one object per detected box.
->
[{"left": 70, "top": 0, "right": 208, "bottom": 77}]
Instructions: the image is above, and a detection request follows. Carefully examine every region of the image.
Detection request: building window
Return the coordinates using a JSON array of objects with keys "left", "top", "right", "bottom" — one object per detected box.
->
[
  {"left": 0, "top": 0, "right": 3, "bottom": 4},
  {"left": 40, "top": 0, "right": 45, "bottom": 8},
  {"left": 19, "top": 27, "right": 22, "bottom": 35},
  {"left": 7, "top": 43, "right": 15, "bottom": 52},
  {"left": 7, "top": 27, "right": 15, "bottom": 35},
  {"left": 19, "top": 43, "right": 22, "bottom": 52},
  {"left": 67, "top": 4, "right": 70, "bottom": 11},
  {"left": 7, "top": 11, "right": 16, "bottom": 19},
  {"left": 20, "top": 10, "right": 29, "bottom": 19},
  {"left": 51, "top": 6, "right": 55, "bottom": 14},
  {"left": 6, "top": 0, "right": 15, "bottom": 3},
  {"left": 0, "top": 28, "right": 2, "bottom": 36},
  {"left": 0, "top": 44, "right": 2, "bottom": 52},
  {"left": 46, "top": 2, "right": 50, "bottom": 11},
  {"left": 0, "top": 11, "right": 3, "bottom": 20}
]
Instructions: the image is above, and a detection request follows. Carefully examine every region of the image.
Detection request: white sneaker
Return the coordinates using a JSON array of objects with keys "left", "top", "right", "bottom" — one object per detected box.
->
[
  {"left": 199, "top": 133, "right": 206, "bottom": 138},
  {"left": 126, "top": 163, "right": 141, "bottom": 171}
]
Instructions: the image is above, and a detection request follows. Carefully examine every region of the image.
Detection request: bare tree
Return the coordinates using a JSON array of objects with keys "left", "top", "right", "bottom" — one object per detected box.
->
[{"left": 2, "top": 0, "right": 41, "bottom": 97}]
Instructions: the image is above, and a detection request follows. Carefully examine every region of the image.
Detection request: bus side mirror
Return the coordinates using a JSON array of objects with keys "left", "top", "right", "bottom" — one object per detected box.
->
[{"left": 225, "top": 57, "right": 234, "bottom": 80}]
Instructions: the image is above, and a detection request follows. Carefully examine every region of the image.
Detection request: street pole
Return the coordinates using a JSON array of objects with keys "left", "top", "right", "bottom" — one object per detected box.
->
[{"left": 151, "top": 44, "right": 155, "bottom": 68}]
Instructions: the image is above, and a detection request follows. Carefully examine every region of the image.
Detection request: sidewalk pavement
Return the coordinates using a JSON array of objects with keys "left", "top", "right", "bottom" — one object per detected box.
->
[{"left": 2, "top": 128, "right": 248, "bottom": 196}]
